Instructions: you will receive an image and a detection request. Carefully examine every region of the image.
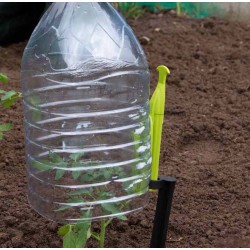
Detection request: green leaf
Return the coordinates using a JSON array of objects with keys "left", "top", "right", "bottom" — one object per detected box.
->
[
  {"left": 54, "top": 205, "right": 71, "bottom": 212},
  {"left": 87, "top": 227, "right": 91, "bottom": 240},
  {"left": 54, "top": 161, "right": 67, "bottom": 180},
  {"left": 62, "top": 220, "right": 92, "bottom": 248},
  {"left": 74, "top": 211, "right": 92, "bottom": 247},
  {"left": 72, "top": 171, "right": 81, "bottom": 180},
  {"left": 63, "top": 230, "right": 76, "bottom": 248},
  {"left": 93, "top": 169, "right": 110, "bottom": 180},
  {"left": 27, "top": 96, "right": 42, "bottom": 121},
  {"left": 77, "top": 226, "right": 91, "bottom": 247},
  {"left": 116, "top": 214, "right": 127, "bottom": 221},
  {"left": 70, "top": 162, "right": 82, "bottom": 180},
  {"left": 31, "top": 159, "right": 52, "bottom": 171},
  {"left": 28, "top": 95, "right": 41, "bottom": 105},
  {"left": 69, "top": 152, "right": 84, "bottom": 162},
  {"left": 81, "top": 209, "right": 92, "bottom": 219},
  {"left": 58, "top": 224, "right": 71, "bottom": 236},
  {"left": 119, "top": 172, "right": 127, "bottom": 178},
  {"left": 99, "top": 191, "right": 113, "bottom": 199},
  {"left": 0, "top": 89, "right": 21, "bottom": 108},
  {"left": 0, "top": 73, "right": 8, "bottom": 84},
  {"left": 55, "top": 169, "right": 65, "bottom": 180},
  {"left": 92, "top": 171, "right": 102, "bottom": 179},
  {"left": 1, "top": 97, "right": 15, "bottom": 108},
  {"left": 0, "top": 133, "right": 4, "bottom": 139},
  {"left": 67, "top": 197, "right": 85, "bottom": 203},
  {"left": 0, "top": 89, "right": 6, "bottom": 94},
  {"left": 32, "top": 109, "right": 42, "bottom": 122},
  {"left": 101, "top": 203, "right": 127, "bottom": 221},
  {"left": 103, "top": 169, "right": 113, "bottom": 179},
  {"left": 60, "top": 210, "right": 92, "bottom": 248},
  {"left": 55, "top": 197, "right": 84, "bottom": 212},
  {"left": 75, "top": 223, "right": 91, "bottom": 248},
  {"left": 69, "top": 188, "right": 93, "bottom": 197},
  {"left": 52, "top": 154, "right": 68, "bottom": 180},
  {"left": 0, "top": 123, "right": 13, "bottom": 132},
  {"left": 49, "top": 152, "right": 65, "bottom": 163},
  {"left": 1, "top": 90, "right": 16, "bottom": 101},
  {"left": 80, "top": 171, "right": 95, "bottom": 182}
]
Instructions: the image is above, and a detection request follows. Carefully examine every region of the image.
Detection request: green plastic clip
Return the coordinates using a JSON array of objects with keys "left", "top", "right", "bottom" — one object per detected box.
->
[{"left": 150, "top": 65, "right": 170, "bottom": 184}]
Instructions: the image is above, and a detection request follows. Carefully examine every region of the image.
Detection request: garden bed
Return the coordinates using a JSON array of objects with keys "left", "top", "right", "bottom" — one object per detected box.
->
[{"left": 0, "top": 10, "right": 249, "bottom": 247}]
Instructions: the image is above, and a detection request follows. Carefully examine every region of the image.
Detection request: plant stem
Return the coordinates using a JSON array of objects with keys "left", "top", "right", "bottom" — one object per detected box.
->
[
  {"left": 104, "top": 218, "right": 113, "bottom": 228},
  {"left": 91, "top": 232, "right": 100, "bottom": 241},
  {"left": 176, "top": 2, "right": 181, "bottom": 16},
  {"left": 99, "top": 219, "right": 106, "bottom": 248}
]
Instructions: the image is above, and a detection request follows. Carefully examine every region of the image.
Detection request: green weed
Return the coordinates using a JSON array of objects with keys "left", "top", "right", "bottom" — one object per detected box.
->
[{"left": 0, "top": 73, "right": 22, "bottom": 139}]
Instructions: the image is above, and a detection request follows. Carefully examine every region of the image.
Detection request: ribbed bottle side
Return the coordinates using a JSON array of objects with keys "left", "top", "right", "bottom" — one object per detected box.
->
[{"left": 23, "top": 67, "right": 151, "bottom": 222}]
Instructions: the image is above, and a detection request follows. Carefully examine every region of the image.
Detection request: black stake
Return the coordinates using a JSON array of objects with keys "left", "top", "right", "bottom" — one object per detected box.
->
[{"left": 149, "top": 176, "right": 176, "bottom": 248}]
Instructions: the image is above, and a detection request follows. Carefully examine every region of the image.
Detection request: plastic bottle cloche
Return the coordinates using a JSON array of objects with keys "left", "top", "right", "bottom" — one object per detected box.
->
[{"left": 21, "top": 2, "right": 151, "bottom": 223}]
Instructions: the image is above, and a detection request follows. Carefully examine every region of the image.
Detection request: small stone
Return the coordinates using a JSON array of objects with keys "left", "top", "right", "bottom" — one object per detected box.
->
[
  {"left": 47, "top": 222, "right": 58, "bottom": 232},
  {"left": 154, "top": 27, "right": 161, "bottom": 32},
  {"left": 190, "top": 160, "right": 197, "bottom": 165},
  {"left": 128, "top": 215, "right": 140, "bottom": 225},
  {"left": 237, "top": 82, "right": 250, "bottom": 94},
  {"left": 214, "top": 222, "right": 223, "bottom": 231},
  {"left": 140, "top": 36, "right": 150, "bottom": 45},
  {"left": 206, "top": 229, "right": 213, "bottom": 236},
  {"left": 4, "top": 216, "right": 18, "bottom": 226},
  {"left": 169, "top": 9, "right": 176, "bottom": 15},
  {"left": 209, "top": 67, "right": 216, "bottom": 75},
  {"left": 140, "top": 219, "right": 150, "bottom": 229}
]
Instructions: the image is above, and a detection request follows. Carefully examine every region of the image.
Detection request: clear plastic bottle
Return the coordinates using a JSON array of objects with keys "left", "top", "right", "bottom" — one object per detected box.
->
[{"left": 21, "top": 2, "right": 151, "bottom": 223}]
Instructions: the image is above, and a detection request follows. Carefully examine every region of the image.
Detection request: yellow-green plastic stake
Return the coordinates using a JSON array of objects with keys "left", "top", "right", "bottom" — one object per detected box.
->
[{"left": 150, "top": 65, "right": 170, "bottom": 183}]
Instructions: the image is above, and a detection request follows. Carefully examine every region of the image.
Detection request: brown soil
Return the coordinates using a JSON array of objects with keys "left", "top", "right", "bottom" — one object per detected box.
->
[{"left": 0, "top": 10, "right": 250, "bottom": 247}]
